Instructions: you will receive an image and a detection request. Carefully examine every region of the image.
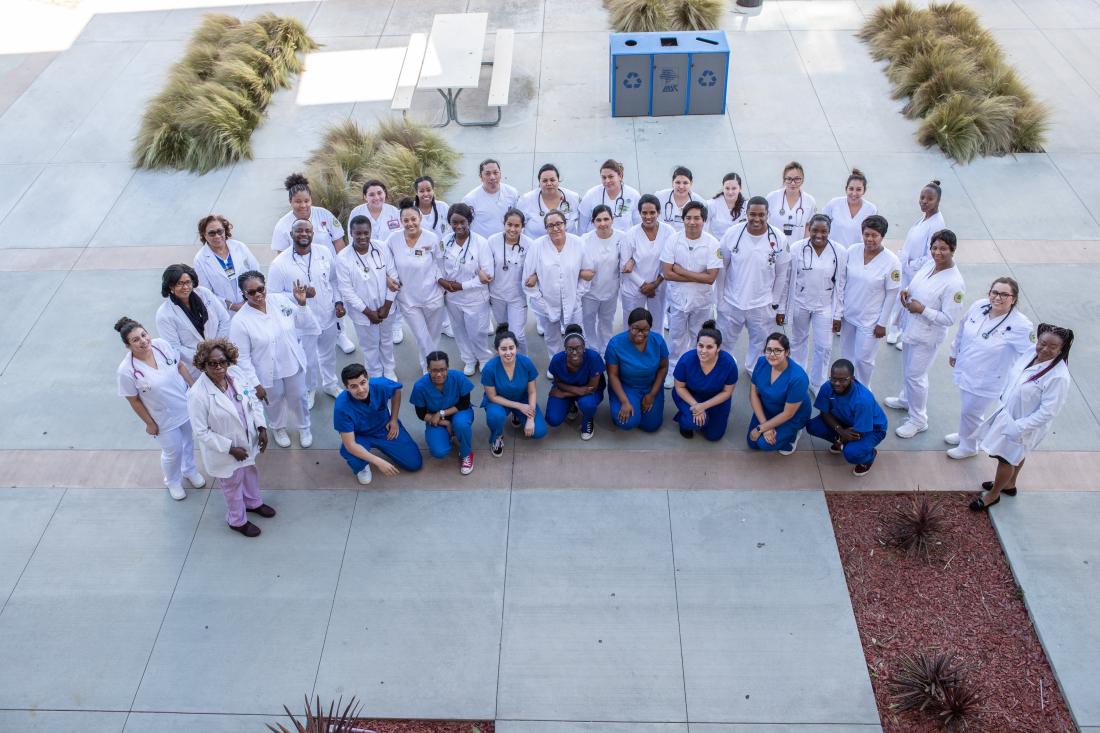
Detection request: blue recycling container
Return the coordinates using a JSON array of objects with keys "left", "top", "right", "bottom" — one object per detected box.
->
[{"left": 609, "top": 30, "right": 730, "bottom": 117}]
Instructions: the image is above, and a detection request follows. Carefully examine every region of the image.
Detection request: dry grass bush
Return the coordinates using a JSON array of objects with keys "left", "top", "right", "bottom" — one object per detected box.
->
[
  {"left": 133, "top": 12, "right": 317, "bottom": 173},
  {"left": 607, "top": 0, "right": 726, "bottom": 32},
  {"left": 859, "top": 0, "right": 1048, "bottom": 161},
  {"left": 669, "top": 0, "right": 726, "bottom": 30}
]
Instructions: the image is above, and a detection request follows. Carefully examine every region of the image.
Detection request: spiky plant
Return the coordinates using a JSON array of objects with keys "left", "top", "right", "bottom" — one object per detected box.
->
[
  {"left": 669, "top": 0, "right": 726, "bottom": 30},
  {"left": 868, "top": 11, "right": 933, "bottom": 63},
  {"left": 891, "top": 650, "right": 964, "bottom": 713},
  {"left": 267, "top": 695, "right": 363, "bottom": 733},
  {"left": 938, "top": 678, "right": 982, "bottom": 731},
  {"left": 881, "top": 493, "right": 947, "bottom": 560},
  {"left": 608, "top": 0, "right": 673, "bottom": 32},
  {"left": 890, "top": 39, "right": 974, "bottom": 103},
  {"left": 927, "top": 1, "right": 982, "bottom": 37},
  {"left": 972, "top": 95, "right": 1019, "bottom": 155}
]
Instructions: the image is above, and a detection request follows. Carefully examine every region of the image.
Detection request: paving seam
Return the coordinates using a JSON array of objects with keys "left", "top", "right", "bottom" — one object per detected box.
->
[
  {"left": 493, "top": 479, "right": 515, "bottom": 721},
  {"left": 1047, "top": 149, "right": 1100, "bottom": 229},
  {"left": 309, "top": 489, "right": 359, "bottom": 702},
  {"left": 0, "top": 487, "right": 66, "bottom": 620},
  {"left": 0, "top": 164, "right": 48, "bottom": 233},
  {"left": 664, "top": 490, "right": 691, "bottom": 723}
]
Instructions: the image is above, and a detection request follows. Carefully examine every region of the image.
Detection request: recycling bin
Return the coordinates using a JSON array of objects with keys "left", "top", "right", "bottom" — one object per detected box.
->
[{"left": 609, "top": 30, "right": 729, "bottom": 117}]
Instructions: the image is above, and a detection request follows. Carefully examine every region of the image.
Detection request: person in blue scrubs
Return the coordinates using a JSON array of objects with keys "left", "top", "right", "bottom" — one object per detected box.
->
[
  {"left": 410, "top": 351, "right": 476, "bottom": 475},
  {"left": 334, "top": 363, "right": 423, "bottom": 485},
  {"left": 747, "top": 332, "right": 811, "bottom": 454},
  {"left": 605, "top": 307, "right": 669, "bottom": 432},
  {"left": 672, "top": 319, "right": 738, "bottom": 441},
  {"left": 807, "top": 358, "right": 887, "bottom": 476},
  {"left": 546, "top": 323, "right": 605, "bottom": 440},
  {"left": 481, "top": 323, "right": 548, "bottom": 457}
]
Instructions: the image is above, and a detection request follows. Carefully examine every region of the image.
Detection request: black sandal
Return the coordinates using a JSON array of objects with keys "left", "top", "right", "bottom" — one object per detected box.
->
[
  {"left": 969, "top": 496, "right": 1000, "bottom": 512},
  {"left": 981, "top": 481, "right": 1016, "bottom": 496}
]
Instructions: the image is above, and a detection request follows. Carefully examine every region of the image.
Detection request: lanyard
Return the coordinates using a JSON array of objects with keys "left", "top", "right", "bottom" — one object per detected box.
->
[
  {"left": 293, "top": 249, "right": 313, "bottom": 281},
  {"left": 214, "top": 251, "right": 235, "bottom": 276}
]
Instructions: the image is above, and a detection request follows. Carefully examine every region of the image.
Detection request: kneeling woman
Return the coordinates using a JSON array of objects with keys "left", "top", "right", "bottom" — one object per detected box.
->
[
  {"left": 672, "top": 320, "right": 738, "bottom": 441},
  {"left": 410, "top": 351, "right": 476, "bottom": 475},
  {"left": 546, "top": 324, "right": 605, "bottom": 441},
  {"left": 481, "top": 324, "right": 548, "bottom": 457},
  {"left": 605, "top": 307, "right": 669, "bottom": 433},
  {"left": 187, "top": 338, "right": 275, "bottom": 538},
  {"left": 747, "top": 332, "right": 811, "bottom": 454}
]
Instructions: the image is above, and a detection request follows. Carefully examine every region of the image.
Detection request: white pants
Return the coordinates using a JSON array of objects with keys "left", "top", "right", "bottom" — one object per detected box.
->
[
  {"left": 490, "top": 296, "right": 528, "bottom": 353},
  {"left": 719, "top": 304, "right": 774, "bottom": 374},
  {"left": 957, "top": 389, "right": 997, "bottom": 453},
  {"left": 391, "top": 309, "right": 404, "bottom": 339},
  {"left": 155, "top": 422, "right": 197, "bottom": 489},
  {"left": 899, "top": 337, "right": 941, "bottom": 428},
  {"left": 301, "top": 321, "right": 339, "bottom": 390},
  {"left": 265, "top": 366, "right": 310, "bottom": 431},
  {"left": 400, "top": 302, "right": 445, "bottom": 367},
  {"left": 353, "top": 319, "right": 395, "bottom": 379},
  {"left": 789, "top": 305, "right": 835, "bottom": 391},
  {"left": 581, "top": 294, "right": 618, "bottom": 356},
  {"left": 840, "top": 319, "right": 882, "bottom": 386},
  {"left": 620, "top": 288, "right": 665, "bottom": 333},
  {"left": 446, "top": 297, "right": 493, "bottom": 366},
  {"left": 667, "top": 305, "right": 711, "bottom": 369},
  {"left": 885, "top": 296, "right": 902, "bottom": 339}
]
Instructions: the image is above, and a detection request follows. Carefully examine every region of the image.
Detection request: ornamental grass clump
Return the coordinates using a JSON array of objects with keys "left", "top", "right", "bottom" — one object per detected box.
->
[
  {"left": 133, "top": 12, "right": 318, "bottom": 173},
  {"left": 881, "top": 493, "right": 946, "bottom": 561},
  {"left": 606, "top": 0, "right": 726, "bottom": 32},
  {"left": 859, "top": 0, "right": 1049, "bottom": 162},
  {"left": 891, "top": 651, "right": 981, "bottom": 731},
  {"left": 267, "top": 695, "right": 364, "bottom": 733}
]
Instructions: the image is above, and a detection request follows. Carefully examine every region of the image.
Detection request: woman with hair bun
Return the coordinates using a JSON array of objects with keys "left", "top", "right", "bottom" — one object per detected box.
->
[
  {"left": 155, "top": 263, "right": 230, "bottom": 380},
  {"left": 519, "top": 163, "right": 581, "bottom": 237},
  {"left": 887, "top": 180, "right": 946, "bottom": 346},
  {"left": 672, "top": 320, "right": 738, "bottom": 441},
  {"left": 822, "top": 168, "right": 877, "bottom": 246}
]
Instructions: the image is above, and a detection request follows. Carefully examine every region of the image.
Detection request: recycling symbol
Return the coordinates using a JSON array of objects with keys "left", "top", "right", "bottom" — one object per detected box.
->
[
  {"left": 623, "top": 72, "right": 642, "bottom": 89},
  {"left": 698, "top": 69, "right": 717, "bottom": 87}
]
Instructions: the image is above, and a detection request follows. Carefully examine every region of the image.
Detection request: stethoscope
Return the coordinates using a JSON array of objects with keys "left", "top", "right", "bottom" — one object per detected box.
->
[
  {"left": 602, "top": 187, "right": 628, "bottom": 217},
  {"left": 353, "top": 244, "right": 386, "bottom": 274},
  {"left": 130, "top": 345, "right": 174, "bottom": 381},
  {"left": 663, "top": 191, "right": 692, "bottom": 223},
  {"left": 978, "top": 304, "right": 1013, "bottom": 340},
  {"left": 292, "top": 249, "right": 313, "bottom": 280},
  {"left": 538, "top": 190, "right": 571, "bottom": 216},
  {"left": 799, "top": 239, "right": 839, "bottom": 287},
  {"left": 778, "top": 191, "right": 805, "bottom": 222},
  {"left": 730, "top": 224, "right": 783, "bottom": 265},
  {"left": 500, "top": 237, "right": 525, "bottom": 271},
  {"left": 441, "top": 233, "right": 473, "bottom": 279}
]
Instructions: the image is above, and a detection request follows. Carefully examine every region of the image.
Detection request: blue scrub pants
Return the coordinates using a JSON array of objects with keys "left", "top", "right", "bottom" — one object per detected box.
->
[
  {"left": 340, "top": 422, "right": 423, "bottom": 474},
  {"left": 672, "top": 392, "right": 731, "bottom": 442},
  {"left": 746, "top": 414, "right": 806, "bottom": 452},
  {"left": 484, "top": 403, "right": 548, "bottom": 444},
  {"left": 545, "top": 393, "right": 602, "bottom": 427},
  {"left": 424, "top": 408, "right": 474, "bottom": 459},
  {"left": 806, "top": 415, "right": 885, "bottom": 465},
  {"left": 610, "top": 387, "right": 664, "bottom": 433}
]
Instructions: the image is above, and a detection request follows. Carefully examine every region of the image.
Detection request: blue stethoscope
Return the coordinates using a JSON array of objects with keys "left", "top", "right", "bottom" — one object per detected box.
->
[{"left": 130, "top": 345, "right": 174, "bottom": 380}]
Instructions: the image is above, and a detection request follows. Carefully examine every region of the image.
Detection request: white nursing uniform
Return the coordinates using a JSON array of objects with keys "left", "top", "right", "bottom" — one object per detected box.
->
[
  {"left": 117, "top": 338, "right": 196, "bottom": 489},
  {"left": 887, "top": 211, "right": 946, "bottom": 334},
  {"left": 654, "top": 189, "right": 706, "bottom": 232},
  {"left": 348, "top": 202, "right": 401, "bottom": 240},
  {"left": 336, "top": 241, "right": 398, "bottom": 380},
  {"left": 707, "top": 198, "right": 748, "bottom": 310},
  {"left": 523, "top": 233, "right": 586, "bottom": 356},
  {"left": 580, "top": 228, "right": 629, "bottom": 354},
  {"left": 418, "top": 200, "right": 450, "bottom": 239},
  {"left": 578, "top": 184, "right": 642, "bottom": 234},
  {"left": 976, "top": 355, "right": 1071, "bottom": 466},
  {"left": 949, "top": 300, "right": 1034, "bottom": 453},
  {"left": 193, "top": 240, "right": 260, "bottom": 310},
  {"left": 780, "top": 239, "right": 848, "bottom": 391},
  {"left": 271, "top": 207, "right": 344, "bottom": 255},
  {"left": 766, "top": 189, "right": 817, "bottom": 242},
  {"left": 268, "top": 246, "right": 340, "bottom": 392},
  {"left": 840, "top": 244, "right": 901, "bottom": 385},
  {"left": 487, "top": 233, "right": 533, "bottom": 353},
  {"left": 519, "top": 188, "right": 582, "bottom": 237},
  {"left": 719, "top": 223, "right": 791, "bottom": 373},
  {"left": 463, "top": 183, "right": 520, "bottom": 239},
  {"left": 822, "top": 197, "right": 877, "bottom": 247},
  {"left": 661, "top": 230, "right": 723, "bottom": 369},
  {"left": 439, "top": 232, "right": 494, "bottom": 367},
  {"left": 386, "top": 228, "right": 445, "bottom": 364},
  {"left": 620, "top": 222, "right": 674, "bottom": 333},
  {"left": 155, "top": 285, "right": 231, "bottom": 380}
]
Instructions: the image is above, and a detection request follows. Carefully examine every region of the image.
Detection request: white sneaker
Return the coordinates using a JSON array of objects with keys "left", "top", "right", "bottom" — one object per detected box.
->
[
  {"left": 947, "top": 446, "right": 978, "bottom": 459},
  {"left": 442, "top": 320, "right": 455, "bottom": 338},
  {"left": 778, "top": 429, "right": 802, "bottom": 456},
  {"left": 322, "top": 382, "right": 342, "bottom": 398},
  {"left": 307, "top": 389, "right": 316, "bottom": 410},
  {"left": 463, "top": 361, "right": 477, "bottom": 376},
  {"left": 894, "top": 340, "right": 903, "bottom": 351},
  {"left": 546, "top": 368, "right": 553, "bottom": 380},
  {"left": 299, "top": 428, "right": 313, "bottom": 448},
  {"left": 944, "top": 432, "right": 961, "bottom": 445},
  {"left": 337, "top": 332, "right": 355, "bottom": 354},
  {"left": 184, "top": 471, "right": 206, "bottom": 489},
  {"left": 884, "top": 396, "right": 908, "bottom": 410},
  {"left": 357, "top": 465, "right": 373, "bottom": 485},
  {"left": 536, "top": 323, "right": 545, "bottom": 336},
  {"left": 272, "top": 428, "right": 292, "bottom": 447},
  {"left": 886, "top": 329, "right": 900, "bottom": 344},
  {"left": 392, "top": 327, "right": 404, "bottom": 344},
  {"left": 663, "top": 373, "right": 674, "bottom": 389},
  {"left": 167, "top": 484, "right": 186, "bottom": 501},
  {"left": 895, "top": 420, "right": 927, "bottom": 439}
]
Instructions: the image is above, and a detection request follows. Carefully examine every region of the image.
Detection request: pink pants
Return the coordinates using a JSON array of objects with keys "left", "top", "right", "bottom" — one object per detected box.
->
[{"left": 219, "top": 464, "right": 263, "bottom": 527}]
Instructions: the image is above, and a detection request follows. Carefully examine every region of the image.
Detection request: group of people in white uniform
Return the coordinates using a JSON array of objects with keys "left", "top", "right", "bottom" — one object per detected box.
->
[{"left": 116, "top": 158, "right": 1075, "bottom": 532}]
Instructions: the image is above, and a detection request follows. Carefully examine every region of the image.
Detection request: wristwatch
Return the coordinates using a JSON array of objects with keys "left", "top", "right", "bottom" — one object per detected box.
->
[{"left": 439, "top": 410, "right": 446, "bottom": 420}]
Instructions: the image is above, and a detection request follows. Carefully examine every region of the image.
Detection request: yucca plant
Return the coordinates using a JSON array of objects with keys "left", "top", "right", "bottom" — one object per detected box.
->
[
  {"left": 267, "top": 695, "right": 364, "bottom": 733},
  {"left": 892, "top": 651, "right": 981, "bottom": 732},
  {"left": 881, "top": 493, "right": 946, "bottom": 560}
]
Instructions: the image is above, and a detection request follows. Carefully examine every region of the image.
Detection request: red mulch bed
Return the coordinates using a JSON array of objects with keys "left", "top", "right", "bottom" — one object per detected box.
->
[
  {"left": 347, "top": 723, "right": 492, "bottom": 733},
  {"left": 827, "top": 492, "right": 1076, "bottom": 733}
]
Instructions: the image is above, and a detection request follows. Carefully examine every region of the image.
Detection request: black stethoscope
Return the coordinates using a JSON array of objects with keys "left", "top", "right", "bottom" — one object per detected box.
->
[
  {"left": 538, "top": 191, "right": 571, "bottom": 216},
  {"left": 663, "top": 191, "right": 693, "bottom": 223},
  {"left": 978, "top": 304, "right": 1013, "bottom": 340},
  {"left": 441, "top": 233, "right": 473, "bottom": 278},
  {"left": 130, "top": 344, "right": 174, "bottom": 380},
  {"left": 500, "top": 237, "right": 525, "bottom": 271},
  {"left": 602, "top": 187, "right": 628, "bottom": 217},
  {"left": 778, "top": 192, "right": 805, "bottom": 222},
  {"left": 353, "top": 244, "right": 385, "bottom": 274},
  {"left": 799, "top": 239, "right": 839, "bottom": 287},
  {"left": 730, "top": 224, "right": 782, "bottom": 263}
]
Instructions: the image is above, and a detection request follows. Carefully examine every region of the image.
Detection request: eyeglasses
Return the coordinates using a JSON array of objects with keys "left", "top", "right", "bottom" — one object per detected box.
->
[
  {"left": 206, "top": 358, "right": 229, "bottom": 368},
  {"left": 783, "top": 176, "right": 803, "bottom": 183},
  {"left": 764, "top": 347, "right": 786, "bottom": 355},
  {"left": 245, "top": 285, "right": 266, "bottom": 296},
  {"left": 546, "top": 221, "right": 566, "bottom": 230},
  {"left": 988, "top": 290, "right": 1013, "bottom": 299},
  {"left": 205, "top": 229, "right": 225, "bottom": 237},
  {"left": 174, "top": 279, "right": 194, "bottom": 288}
]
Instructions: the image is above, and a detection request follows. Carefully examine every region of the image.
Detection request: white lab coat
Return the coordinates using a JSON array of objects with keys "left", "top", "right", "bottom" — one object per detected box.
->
[
  {"left": 780, "top": 238, "right": 848, "bottom": 318},
  {"left": 347, "top": 202, "right": 401, "bottom": 241},
  {"left": 519, "top": 187, "right": 582, "bottom": 237},
  {"left": 463, "top": 183, "right": 519, "bottom": 238},
  {"left": 621, "top": 222, "right": 674, "bottom": 300},
  {"left": 653, "top": 189, "right": 706, "bottom": 232},
  {"left": 229, "top": 295, "right": 313, "bottom": 388},
  {"left": 719, "top": 223, "right": 791, "bottom": 311},
  {"left": 267, "top": 246, "right": 339, "bottom": 333},
  {"left": 271, "top": 207, "right": 344, "bottom": 255},
  {"left": 899, "top": 212, "right": 947, "bottom": 287},
  {"left": 418, "top": 200, "right": 450, "bottom": 238},
  {"left": 822, "top": 197, "right": 877, "bottom": 247},
  {"left": 187, "top": 366, "right": 266, "bottom": 478},
  {"left": 154, "top": 286, "right": 231, "bottom": 379},
  {"left": 523, "top": 233, "right": 586, "bottom": 324},
  {"left": 578, "top": 184, "right": 642, "bottom": 234},
  {"left": 193, "top": 240, "right": 260, "bottom": 309},
  {"left": 842, "top": 244, "right": 902, "bottom": 330},
  {"left": 766, "top": 188, "right": 816, "bottom": 242},
  {"left": 900, "top": 260, "right": 966, "bottom": 346},
  {"left": 976, "top": 355, "right": 1071, "bottom": 465},
  {"left": 116, "top": 338, "right": 190, "bottom": 433},
  {"left": 950, "top": 300, "right": 1034, "bottom": 398},
  {"left": 335, "top": 241, "right": 396, "bottom": 325}
]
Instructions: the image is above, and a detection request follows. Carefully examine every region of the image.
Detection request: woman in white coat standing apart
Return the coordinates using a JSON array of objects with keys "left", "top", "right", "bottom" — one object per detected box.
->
[
  {"left": 840, "top": 215, "right": 900, "bottom": 386},
  {"left": 155, "top": 264, "right": 230, "bottom": 381},
  {"left": 970, "top": 323, "right": 1073, "bottom": 511},
  {"left": 885, "top": 229, "right": 966, "bottom": 438},
  {"left": 946, "top": 277, "right": 1034, "bottom": 459},
  {"left": 188, "top": 338, "right": 274, "bottom": 538},
  {"left": 487, "top": 209, "right": 533, "bottom": 354},
  {"left": 821, "top": 168, "right": 876, "bottom": 247},
  {"left": 193, "top": 215, "right": 258, "bottom": 313},
  {"left": 621, "top": 194, "right": 673, "bottom": 334},
  {"left": 437, "top": 202, "right": 494, "bottom": 376},
  {"left": 887, "top": 180, "right": 946, "bottom": 346},
  {"left": 523, "top": 209, "right": 593, "bottom": 364},
  {"left": 581, "top": 204, "right": 631, "bottom": 355}
]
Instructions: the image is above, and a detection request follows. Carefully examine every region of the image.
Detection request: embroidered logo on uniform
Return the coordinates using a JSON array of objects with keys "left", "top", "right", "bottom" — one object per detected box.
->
[
  {"left": 1029, "top": 330, "right": 1037, "bottom": 343},
  {"left": 716, "top": 248, "right": 722, "bottom": 259},
  {"left": 953, "top": 291, "right": 964, "bottom": 303},
  {"left": 280, "top": 305, "right": 293, "bottom": 316},
  {"left": 891, "top": 270, "right": 900, "bottom": 282}
]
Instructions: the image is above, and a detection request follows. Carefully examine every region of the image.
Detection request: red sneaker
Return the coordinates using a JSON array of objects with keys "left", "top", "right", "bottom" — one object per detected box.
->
[{"left": 460, "top": 453, "right": 474, "bottom": 475}]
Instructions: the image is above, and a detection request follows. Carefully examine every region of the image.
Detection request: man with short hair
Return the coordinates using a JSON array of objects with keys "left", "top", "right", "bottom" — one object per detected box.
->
[
  {"left": 806, "top": 358, "right": 887, "bottom": 477},
  {"left": 334, "top": 364, "right": 422, "bottom": 485}
]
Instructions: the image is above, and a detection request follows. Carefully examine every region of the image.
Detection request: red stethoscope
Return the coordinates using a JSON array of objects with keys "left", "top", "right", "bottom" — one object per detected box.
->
[{"left": 130, "top": 344, "right": 174, "bottom": 380}]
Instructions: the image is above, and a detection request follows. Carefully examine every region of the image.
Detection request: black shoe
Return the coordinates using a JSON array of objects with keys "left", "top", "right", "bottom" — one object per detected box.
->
[
  {"left": 247, "top": 503, "right": 276, "bottom": 518},
  {"left": 510, "top": 413, "right": 521, "bottom": 428},
  {"left": 566, "top": 403, "right": 580, "bottom": 423},
  {"left": 491, "top": 436, "right": 505, "bottom": 457},
  {"left": 679, "top": 427, "right": 694, "bottom": 439},
  {"left": 230, "top": 521, "right": 261, "bottom": 537},
  {"left": 969, "top": 496, "right": 1000, "bottom": 512},
  {"left": 829, "top": 441, "right": 842, "bottom": 455},
  {"left": 981, "top": 481, "right": 1017, "bottom": 496}
]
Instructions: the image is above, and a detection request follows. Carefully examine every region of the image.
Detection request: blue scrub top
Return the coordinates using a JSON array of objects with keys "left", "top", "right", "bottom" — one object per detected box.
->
[
  {"left": 673, "top": 350, "right": 738, "bottom": 401},
  {"left": 410, "top": 370, "right": 474, "bottom": 412},
  {"left": 751, "top": 356, "right": 811, "bottom": 423},
  {"left": 333, "top": 376, "right": 401, "bottom": 437},
  {"left": 481, "top": 354, "right": 539, "bottom": 405},
  {"left": 813, "top": 379, "right": 887, "bottom": 434},
  {"left": 605, "top": 331, "right": 669, "bottom": 392},
  {"left": 549, "top": 348, "right": 606, "bottom": 391}
]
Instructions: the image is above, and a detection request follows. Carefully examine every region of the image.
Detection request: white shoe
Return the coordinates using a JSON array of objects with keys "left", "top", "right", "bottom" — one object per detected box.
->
[
  {"left": 894, "top": 340, "right": 903, "bottom": 351},
  {"left": 947, "top": 446, "right": 978, "bottom": 459},
  {"left": 463, "top": 361, "right": 477, "bottom": 376},
  {"left": 384, "top": 371, "right": 398, "bottom": 381},
  {"left": 299, "top": 428, "right": 313, "bottom": 448},
  {"left": 273, "top": 428, "right": 291, "bottom": 447},
  {"left": 442, "top": 321, "right": 455, "bottom": 338},
  {"left": 546, "top": 368, "right": 553, "bottom": 380},
  {"left": 167, "top": 484, "right": 186, "bottom": 501},
  {"left": 392, "top": 328, "right": 404, "bottom": 344},
  {"left": 885, "top": 329, "right": 900, "bottom": 345},
  {"left": 895, "top": 420, "right": 927, "bottom": 439},
  {"left": 184, "top": 471, "right": 205, "bottom": 489},
  {"left": 307, "top": 389, "right": 316, "bottom": 410},
  {"left": 944, "top": 432, "right": 961, "bottom": 445},
  {"left": 884, "top": 396, "right": 908, "bottom": 410},
  {"left": 322, "top": 382, "right": 342, "bottom": 398},
  {"left": 337, "top": 332, "right": 355, "bottom": 354},
  {"left": 536, "top": 323, "right": 545, "bottom": 336},
  {"left": 663, "top": 373, "right": 674, "bottom": 389},
  {"left": 778, "top": 429, "right": 802, "bottom": 456},
  {"left": 356, "top": 465, "right": 373, "bottom": 485}
]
